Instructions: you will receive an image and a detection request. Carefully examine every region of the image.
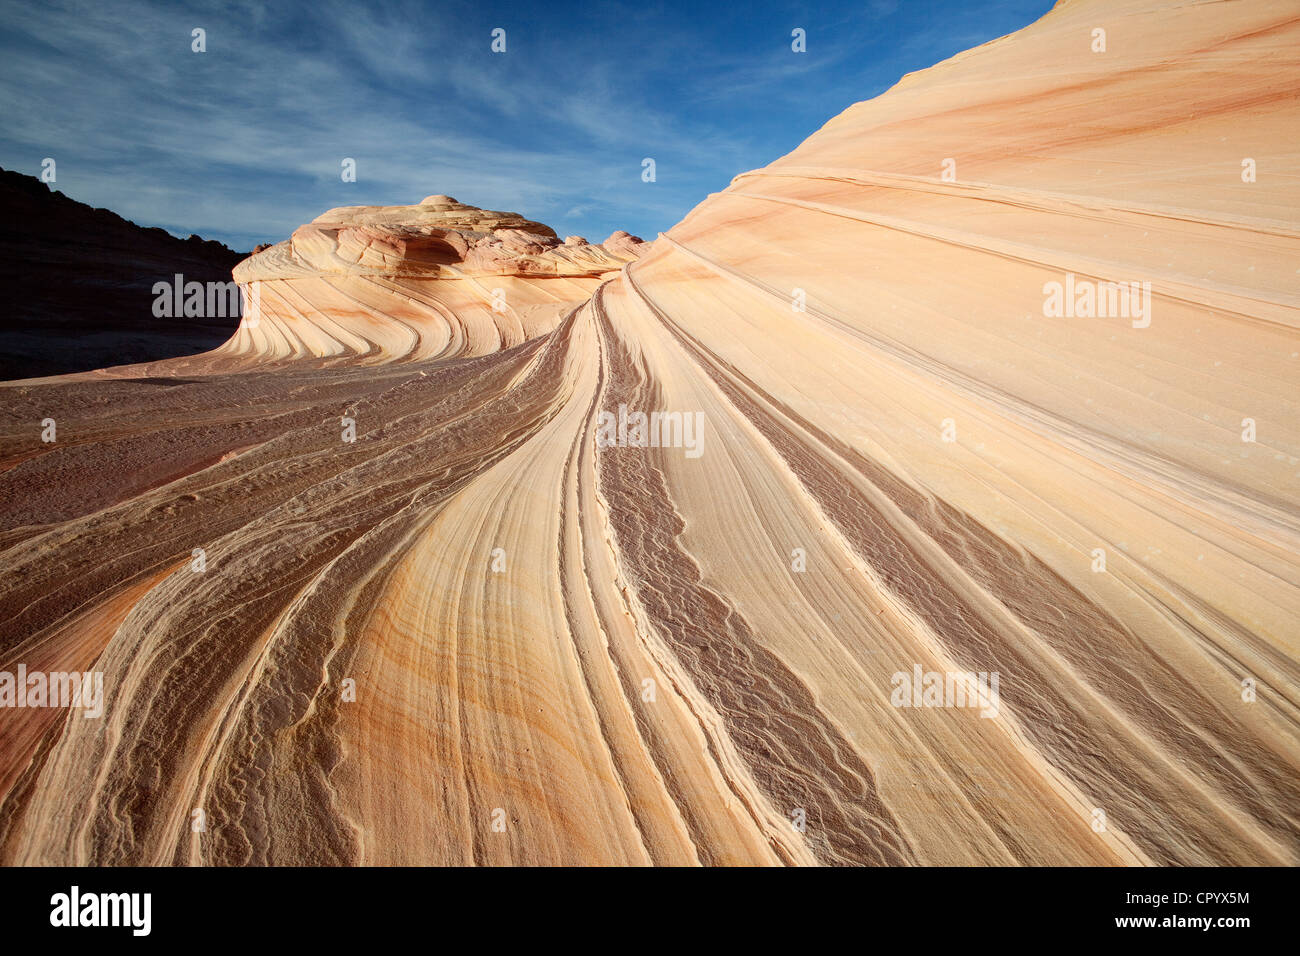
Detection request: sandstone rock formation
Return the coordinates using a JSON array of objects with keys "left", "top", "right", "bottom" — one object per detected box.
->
[
  {"left": 0, "top": 0, "right": 1296, "bottom": 866},
  {"left": 224, "top": 195, "right": 648, "bottom": 363}
]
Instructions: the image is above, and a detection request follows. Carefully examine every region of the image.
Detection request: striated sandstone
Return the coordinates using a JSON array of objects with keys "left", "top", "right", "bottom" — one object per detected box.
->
[
  {"left": 225, "top": 195, "right": 648, "bottom": 364},
  {"left": 0, "top": 0, "right": 1296, "bottom": 866}
]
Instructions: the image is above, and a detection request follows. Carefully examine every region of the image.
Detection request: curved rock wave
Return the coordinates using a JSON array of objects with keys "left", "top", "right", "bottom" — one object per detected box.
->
[
  {"left": 221, "top": 195, "right": 649, "bottom": 365},
  {"left": 0, "top": 0, "right": 1297, "bottom": 865}
]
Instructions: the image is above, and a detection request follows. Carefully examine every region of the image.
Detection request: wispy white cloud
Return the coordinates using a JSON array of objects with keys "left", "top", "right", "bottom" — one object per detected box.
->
[{"left": 0, "top": 0, "right": 1052, "bottom": 248}]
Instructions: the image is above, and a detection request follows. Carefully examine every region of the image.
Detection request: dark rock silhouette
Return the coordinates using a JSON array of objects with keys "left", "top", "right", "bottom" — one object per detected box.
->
[{"left": 0, "top": 167, "right": 250, "bottom": 379}]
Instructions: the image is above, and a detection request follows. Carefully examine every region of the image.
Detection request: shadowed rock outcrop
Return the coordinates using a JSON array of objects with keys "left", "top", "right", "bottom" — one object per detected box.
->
[{"left": 0, "top": 168, "right": 248, "bottom": 380}]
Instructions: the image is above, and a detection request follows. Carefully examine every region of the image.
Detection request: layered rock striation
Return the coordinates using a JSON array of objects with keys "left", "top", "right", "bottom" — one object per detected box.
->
[
  {"left": 0, "top": 0, "right": 1296, "bottom": 866},
  {"left": 224, "top": 195, "right": 648, "bottom": 363}
]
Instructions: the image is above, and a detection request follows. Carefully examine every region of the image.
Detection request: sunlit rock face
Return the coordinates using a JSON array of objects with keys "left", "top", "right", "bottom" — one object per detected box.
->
[
  {"left": 224, "top": 195, "right": 648, "bottom": 363},
  {"left": 0, "top": 0, "right": 1297, "bottom": 866}
]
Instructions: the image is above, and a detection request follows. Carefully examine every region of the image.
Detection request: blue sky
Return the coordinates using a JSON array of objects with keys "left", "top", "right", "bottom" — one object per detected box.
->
[{"left": 0, "top": 0, "right": 1053, "bottom": 251}]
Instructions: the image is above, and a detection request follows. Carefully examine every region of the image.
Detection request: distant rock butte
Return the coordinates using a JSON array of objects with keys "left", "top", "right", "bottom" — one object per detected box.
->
[
  {"left": 236, "top": 196, "right": 646, "bottom": 282},
  {"left": 226, "top": 196, "right": 648, "bottom": 363},
  {"left": 0, "top": 166, "right": 248, "bottom": 380}
]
